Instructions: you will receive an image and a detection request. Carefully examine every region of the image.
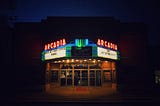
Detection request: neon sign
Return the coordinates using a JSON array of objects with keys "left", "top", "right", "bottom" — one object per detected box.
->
[
  {"left": 75, "top": 39, "right": 89, "bottom": 47},
  {"left": 97, "top": 39, "right": 117, "bottom": 50},
  {"left": 44, "top": 39, "right": 66, "bottom": 50}
]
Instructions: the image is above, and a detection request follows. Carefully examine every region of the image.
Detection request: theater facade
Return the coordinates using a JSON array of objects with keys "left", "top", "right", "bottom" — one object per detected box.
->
[
  {"left": 42, "top": 38, "right": 120, "bottom": 89},
  {"left": 14, "top": 17, "right": 152, "bottom": 99}
]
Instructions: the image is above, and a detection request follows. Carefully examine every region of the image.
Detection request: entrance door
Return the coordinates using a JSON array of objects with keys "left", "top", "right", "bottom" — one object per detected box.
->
[
  {"left": 74, "top": 70, "right": 88, "bottom": 86},
  {"left": 96, "top": 70, "right": 101, "bottom": 86},
  {"left": 89, "top": 70, "right": 101, "bottom": 86},
  {"left": 60, "top": 63, "right": 101, "bottom": 86}
]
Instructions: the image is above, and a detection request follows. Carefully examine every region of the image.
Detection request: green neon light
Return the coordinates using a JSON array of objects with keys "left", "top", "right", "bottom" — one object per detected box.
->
[
  {"left": 92, "top": 46, "right": 97, "bottom": 57},
  {"left": 66, "top": 53, "right": 71, "bottom": 57},
  {"left": 66, "top": 46, "right": 71, "bottom": 50},
  {"left": 75, "top": 39, "right": 89, "bottom": 48},
  {"left": 78, "top": 39, "right": 82, "bottom": 47},
  {"left": 117, "top": 51, "right": 120, "bottom": 60},
  {"left": 41, "top": 51, "right": 45, "bottom": 61},
  {"left": 66, "top": 46, "right": 71, "bottom": 57}
]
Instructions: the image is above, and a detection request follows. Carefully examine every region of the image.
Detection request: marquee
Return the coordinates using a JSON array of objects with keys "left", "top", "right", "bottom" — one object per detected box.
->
[{"left": 42, "top": 38, "right": 120, "bottom": 61}]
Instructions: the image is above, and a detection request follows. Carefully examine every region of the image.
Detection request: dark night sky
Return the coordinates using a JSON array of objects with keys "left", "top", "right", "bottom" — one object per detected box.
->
[{"left": 1, "top": 0, "right": 160, "bottom": 46}]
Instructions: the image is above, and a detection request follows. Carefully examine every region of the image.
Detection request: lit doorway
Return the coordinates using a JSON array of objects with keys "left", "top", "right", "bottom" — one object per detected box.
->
[{"left": 60, "top": 63, "right": 102, "bottom": 86}]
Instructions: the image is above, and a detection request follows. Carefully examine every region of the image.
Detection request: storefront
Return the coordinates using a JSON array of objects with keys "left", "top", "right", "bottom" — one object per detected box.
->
[{"left": 42, "top": 38, "right": 120, "bottom": 93}]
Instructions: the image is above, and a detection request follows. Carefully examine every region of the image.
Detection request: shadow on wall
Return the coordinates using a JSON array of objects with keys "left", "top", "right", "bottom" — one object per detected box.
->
[
  {"left": 15, "top": 64, "right": 45, "bottom": 93},
  {"left": 117, "top": 65, "right": 153, "bottom": 96}
]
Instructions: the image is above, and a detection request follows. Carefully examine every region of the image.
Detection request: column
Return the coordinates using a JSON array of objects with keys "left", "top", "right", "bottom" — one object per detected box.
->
[
  {"left": 45, "top": 62, "right": 50, "bottom": 92},
  {"left": 72, "top": 64, "right": 74, "bottom": 87},
  {"left": 88, "top": 63, "right": 90, "bottom": 86}
]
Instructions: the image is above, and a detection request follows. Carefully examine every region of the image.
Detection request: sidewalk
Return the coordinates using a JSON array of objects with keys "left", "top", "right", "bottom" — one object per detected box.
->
[
  {"left": 11, "top": 86, "right": 159, "bottom": 103},
  {"left": 2, "top": 84, "right": 159, "bottom": 104}
]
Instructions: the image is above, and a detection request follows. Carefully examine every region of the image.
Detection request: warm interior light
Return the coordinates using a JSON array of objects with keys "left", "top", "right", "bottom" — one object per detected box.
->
[
  {"left": 93, "top": 59, "right": 96, "bottom": 63},
  {"left": 66, "top": 59, "right": 70, "bottom": 63},
  {"left": 71, "top": 59, "right": 74, "bottom": 62},
  {"left": 54, "top": 61, "right": 58, "bottom": 63}
]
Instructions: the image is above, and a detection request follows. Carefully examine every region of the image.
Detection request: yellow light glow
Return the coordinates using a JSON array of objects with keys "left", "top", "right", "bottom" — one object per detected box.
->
[
  {"left": 54, "top": 61, "right": 58, "bottom": 63},
  {"left": 71, "top": 59, "right": 74, "bottom": 62},
  {"left": 66, "top": 59, "right": 70, "bottom": 63},
  {"left": 84, "top": 60, "right": 87, "bottom": 62}
]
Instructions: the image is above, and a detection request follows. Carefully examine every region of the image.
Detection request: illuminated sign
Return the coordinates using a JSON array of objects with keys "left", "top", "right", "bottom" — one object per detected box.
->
[
  {"left": 75, "top": 39, "right": 89, "bottom": 47},
  {"left": 71, "top": 46, "right": 92, "bottom": 57},
  {"left": 44, "top": 47, "right": 66, "bottom": 60},
  {"left": 97, "top": 39, "right": 117, "bottom": 50},
  {"left": 97, "top": 47, "right": 118, "bottom": 60},
  {"left": 41, "top": 38, "right": 120, "bottom": 61},
  {"left": 44, "top": 39, "right": 66, "bottom": 50}
]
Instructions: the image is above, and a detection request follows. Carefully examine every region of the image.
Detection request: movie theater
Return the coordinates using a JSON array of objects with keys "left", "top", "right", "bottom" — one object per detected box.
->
[
  {"left": 14, "top": 17, "right": 151, "bottom": 98},
  {"left": 42, "top": 38, "right": 120, "bottom": 89}
]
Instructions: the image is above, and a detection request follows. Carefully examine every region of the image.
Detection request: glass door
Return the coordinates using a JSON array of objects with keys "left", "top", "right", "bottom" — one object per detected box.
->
[
  {"left": 90, "top": 70, "right": 95, "bottom": 86},
  {"left": 74, "top": 70, "right": 88, "bottom": 86},
  {"left": 81, "top": 70, "right": 88, "bottom": 86},
  {"left": 66, "top": 70, "right": 72, "bottom": 86},
  {"left": 89, "top": 70, "right": 101, "bottom": 86},
  {"left": 96, "top": 70, "right": 101, "bottom": 86},
  {"left": 60, "top": 70, "right": 66, "bottom": 86},
  {"left": 60, "top": 63, "right": 102, "bottom": 86},
  {"left": 74, "top": 70, "right": 80, "bottom": 86}
]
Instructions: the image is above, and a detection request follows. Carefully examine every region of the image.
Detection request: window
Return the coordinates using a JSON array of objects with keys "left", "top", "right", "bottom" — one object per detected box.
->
[
  {"left": 50, "top": 71, "right": 58, "bottom": 83},
  {"left": 103, "top": 70, "right": 112, "bottom": 82}
]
